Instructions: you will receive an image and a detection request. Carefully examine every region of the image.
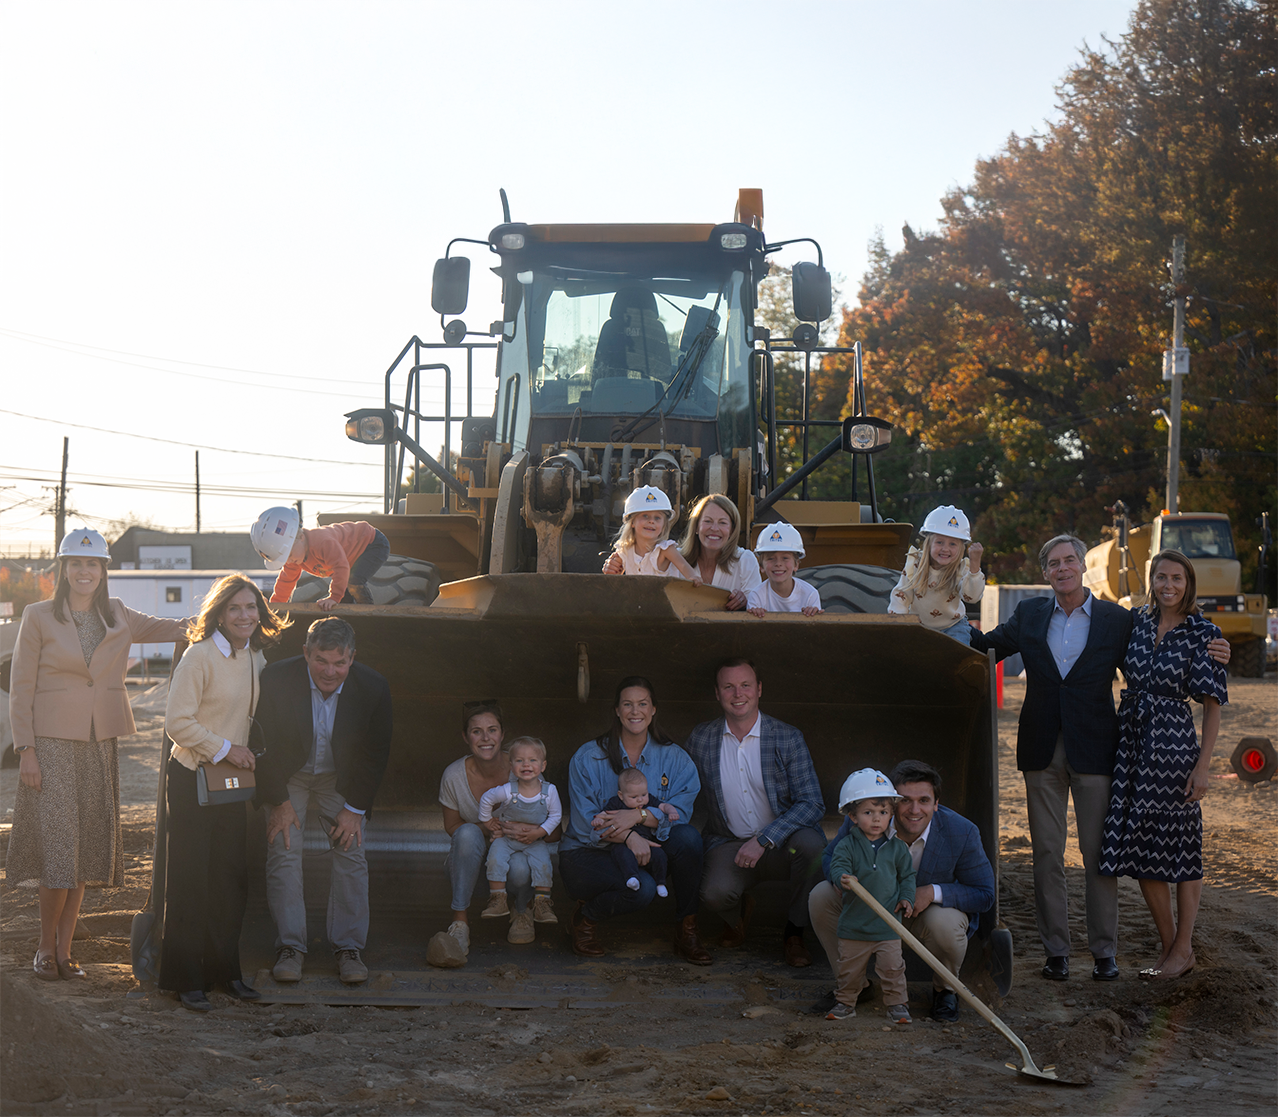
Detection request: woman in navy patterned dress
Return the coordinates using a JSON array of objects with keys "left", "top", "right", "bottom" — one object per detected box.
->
[{"left": 1100, "top": 550, "right": 1227, "bottom": 980}]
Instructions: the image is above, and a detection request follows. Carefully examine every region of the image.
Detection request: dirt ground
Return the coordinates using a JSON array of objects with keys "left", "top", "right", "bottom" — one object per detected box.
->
[{"left": 2, "top": 675, "right": 1275, "bottom": 1116}]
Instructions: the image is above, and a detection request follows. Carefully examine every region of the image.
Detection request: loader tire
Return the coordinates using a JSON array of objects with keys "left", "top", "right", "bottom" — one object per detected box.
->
[
  {"left": 289, "top": 554, "right": 443, "bottom": 608},
  {"left": 800, "top": 564, "right": 900, "bottom": 614},
  {"left": 1229, "top": 636, "right": 1266, "bottom": 679}
]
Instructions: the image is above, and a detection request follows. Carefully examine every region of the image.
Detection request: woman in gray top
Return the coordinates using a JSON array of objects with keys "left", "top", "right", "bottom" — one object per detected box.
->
[{"left": 434, "top": 701, "right": 550, "bottom": 959}]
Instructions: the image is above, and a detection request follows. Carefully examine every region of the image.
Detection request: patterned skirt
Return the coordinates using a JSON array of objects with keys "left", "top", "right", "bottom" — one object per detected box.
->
[
  {"left": 5, "top": 734, "right": 124, "bottom": 889},
  {"left": 1099, "top": 692, "right": 1202, "bottom": 883}
]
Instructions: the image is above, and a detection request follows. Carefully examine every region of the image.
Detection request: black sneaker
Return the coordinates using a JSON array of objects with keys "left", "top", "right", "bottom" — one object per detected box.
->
[
  {"left": 809, "top": 989, "right": 838, "bottom": 1016},
  {"left": 932, "top": 989, "right": 959, "bottom": 1022}
]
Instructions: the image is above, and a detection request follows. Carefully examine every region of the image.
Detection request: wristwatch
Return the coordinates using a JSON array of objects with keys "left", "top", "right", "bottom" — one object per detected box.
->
[
  {"left": 758, "top": 834, "right": 775, "bottom": 850},
  {"left": 639, "top": 808, "right": 649, "bottom": 822}
]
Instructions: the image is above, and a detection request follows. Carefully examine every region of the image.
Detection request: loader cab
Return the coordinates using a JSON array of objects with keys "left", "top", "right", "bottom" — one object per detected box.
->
[{"left": 477, "top": 222, "right": 765, "bottom": 460}]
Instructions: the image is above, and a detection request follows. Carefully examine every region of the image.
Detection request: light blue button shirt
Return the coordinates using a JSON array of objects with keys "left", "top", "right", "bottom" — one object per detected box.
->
[
  {"left": 1046, "top": 591, "right": 1093, "bottom": 678},
  {"left": 559, "top": 735, "right": 701, "bottom": 853},
  {"left": 302, "top": 674, "right": 343, "bottom": 776}
]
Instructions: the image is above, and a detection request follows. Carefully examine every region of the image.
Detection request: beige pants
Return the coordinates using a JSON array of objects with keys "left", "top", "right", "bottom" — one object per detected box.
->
[
  {"left": 1023, "top": 736, "right": 1117, "bottom": 959},
  {"left": 809, "top": 879, "right": 971, "bottom": 991},
  {"left": 837, "top": 937, "right": 906, "bottom": 1007}
]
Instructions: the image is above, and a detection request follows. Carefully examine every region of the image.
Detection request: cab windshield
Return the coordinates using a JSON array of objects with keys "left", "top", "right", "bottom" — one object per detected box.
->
[
  {"left": 1159, "top": 519, "right": 1236, "bottom": 559},
  {"left": 522, "top": 269, "right": 750, "bottom": 428}
]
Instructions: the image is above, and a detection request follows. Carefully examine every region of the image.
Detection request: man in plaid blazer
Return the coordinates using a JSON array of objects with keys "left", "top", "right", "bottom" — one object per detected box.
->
[{"left": 685, "top": 659, "right": 827, "bottom": 967}]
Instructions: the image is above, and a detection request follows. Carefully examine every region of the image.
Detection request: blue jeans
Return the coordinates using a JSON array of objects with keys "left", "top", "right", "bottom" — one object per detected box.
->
[
  {"left": 446, "top": 823, "right": 531, "bottom": 914},
  {"left": 559, "top": 823, "right": 702, "bottom": 921},
  {"left": 942, "top": 617, "right": 973, "bottom": 646}
]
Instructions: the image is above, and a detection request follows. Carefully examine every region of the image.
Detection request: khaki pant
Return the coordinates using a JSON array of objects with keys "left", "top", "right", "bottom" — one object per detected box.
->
[
  {"left": 1023, "top": 736, "right": 1117, "bottom": 959},
  {"left": 837, "top": 937, "right": 906, "bottom": 1008},
  {"left": 809, "top": 879, "right": 970, "bottom": 991}
]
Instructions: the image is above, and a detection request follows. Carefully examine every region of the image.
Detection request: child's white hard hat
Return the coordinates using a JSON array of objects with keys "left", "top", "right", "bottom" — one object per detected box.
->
[
  {"left": 57, "top": 527, "right": 110, "bottom": 560},
  {"left": 921, "top": 505, "right": 971, "bottom": 542},
  {"left": 838, "top": 767, "right": 901, "bottom": 812},
  {"left": 754, "top": 521, "right": 806, "bottom": 557},
  {"left": 251, "top": 506, "right": 301, "bottom": 570},
  {"left": 624, "top": 485, "right": 673, "bottom": 518}
]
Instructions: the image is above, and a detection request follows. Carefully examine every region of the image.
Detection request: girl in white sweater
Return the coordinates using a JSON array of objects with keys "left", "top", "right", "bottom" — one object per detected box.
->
[{"left": 888, "top": 505, "right": 985, "bottom": 645}]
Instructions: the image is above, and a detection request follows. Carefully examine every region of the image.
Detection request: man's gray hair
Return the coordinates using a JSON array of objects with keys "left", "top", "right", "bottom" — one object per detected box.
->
[
  {"left": 1038, "top": 534, "right": 1087, "bottom": 571},
  {"left": 304, "top": 616, "right": 356, "bottom": 655}
]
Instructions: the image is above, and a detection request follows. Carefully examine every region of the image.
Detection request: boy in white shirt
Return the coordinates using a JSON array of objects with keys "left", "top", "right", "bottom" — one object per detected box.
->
[{"left": 746, "top": 523, "right": 823, "bottom": 617}]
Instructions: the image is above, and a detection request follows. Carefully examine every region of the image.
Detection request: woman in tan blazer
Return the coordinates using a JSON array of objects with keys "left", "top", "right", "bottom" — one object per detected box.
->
[{"left": 7, "top": 529, "right": 186, "bottom": 981}]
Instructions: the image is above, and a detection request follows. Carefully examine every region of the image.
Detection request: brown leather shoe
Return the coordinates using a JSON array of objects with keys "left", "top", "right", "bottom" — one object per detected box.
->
[
  {"left": 569, "top": 903, "right": 605, "bottom": 957},
  {"left": 673, "top": 915, "right": 713, "bottom": 966},
  {"left": 784, "top": 934, "right": 812, "bottom": 968},
  {"left": 717, "top": 893, "right": 755, "bottom": 949}
]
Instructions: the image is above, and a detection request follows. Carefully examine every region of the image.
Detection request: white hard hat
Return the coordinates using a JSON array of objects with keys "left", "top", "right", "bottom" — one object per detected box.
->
[
  {"left": 251, "top": 506, "right": 301, "bottom": 570},
  {"left": 838, "top": 767, "right": 901, "bottom": 812},
  {"left": 754, "top": 522, "right": 806, "bottom": 557},
  {"left": 58, "top": 528, "right": 110, "bottom": 560},
  {"left": 921, "top": 505, "right": 971, "bottom": 542},
  {"left": 623, "top": 486, "right": 673, "bottom": 518}
]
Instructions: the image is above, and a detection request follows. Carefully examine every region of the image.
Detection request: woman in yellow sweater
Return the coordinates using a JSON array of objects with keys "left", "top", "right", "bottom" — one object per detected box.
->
[{"left": 159, "top": 573, "right": 287, "bottom": 1011}]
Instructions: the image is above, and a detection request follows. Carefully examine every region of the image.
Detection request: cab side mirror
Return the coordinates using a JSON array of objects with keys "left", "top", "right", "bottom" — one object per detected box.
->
[
  {"left": 432, "top": 257, "right": 471, "bottom": 316},
  {"left": 792, "top": 261, "right": 832, "bottom": 322}
]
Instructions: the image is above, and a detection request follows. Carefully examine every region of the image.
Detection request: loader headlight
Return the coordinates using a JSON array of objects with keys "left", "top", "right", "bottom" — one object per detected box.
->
[
  {"left": 842, "top": 415, "right": 893, "bottom": 453},
  {"left": 344, "top": 408, "right": 398, "bottom": 445}
]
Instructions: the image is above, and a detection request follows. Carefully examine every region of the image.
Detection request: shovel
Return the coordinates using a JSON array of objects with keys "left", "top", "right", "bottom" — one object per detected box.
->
[{"left": 845, "top": 877, "right": 1078, "bottom": 1085}]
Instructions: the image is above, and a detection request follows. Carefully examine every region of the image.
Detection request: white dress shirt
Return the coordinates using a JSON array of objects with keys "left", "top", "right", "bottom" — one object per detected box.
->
[
  {"left": 889, "top": 818, "right": 942, "bottom": 904},
  {"left": 1046, "top": 591, "right": 1093, "bottom": 678},
  {"left": 719, "top": 715, "right": 776, "bottom": 839}
]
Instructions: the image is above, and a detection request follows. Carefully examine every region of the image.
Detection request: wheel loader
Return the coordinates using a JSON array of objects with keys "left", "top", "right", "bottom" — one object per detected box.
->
[{"left": 133, "top": 190, "right": 1010, "bottom": 999}]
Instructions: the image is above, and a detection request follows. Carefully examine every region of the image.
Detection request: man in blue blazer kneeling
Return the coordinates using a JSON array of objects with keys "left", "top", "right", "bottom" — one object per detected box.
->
[{"left": 810, "top": 759, "right": 994, "bottom": 1020}]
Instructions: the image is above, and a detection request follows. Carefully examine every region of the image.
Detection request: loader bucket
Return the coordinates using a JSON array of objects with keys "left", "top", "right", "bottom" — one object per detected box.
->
[{"left": 269, "top": 574, "right": 998, "bottom": 881}]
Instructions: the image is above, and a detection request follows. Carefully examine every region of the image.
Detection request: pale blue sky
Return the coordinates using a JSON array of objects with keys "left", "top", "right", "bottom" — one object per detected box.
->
[{"left": 0, "top": 0, "right": 1138, "bottom": 553}]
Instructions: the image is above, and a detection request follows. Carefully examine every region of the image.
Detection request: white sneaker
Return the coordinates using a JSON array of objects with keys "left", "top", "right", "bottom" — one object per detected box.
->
[
  {"left": 448, "top": 920, "right": 470, "bottom": 954},
  {"left": 625, "top": 877, "right": 640, "bottom": 891}
]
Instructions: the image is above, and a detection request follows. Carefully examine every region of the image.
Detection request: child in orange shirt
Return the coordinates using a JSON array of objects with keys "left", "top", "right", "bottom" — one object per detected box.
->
[{"left": 251, "top": 507, "right": 390, "bottom": 611}]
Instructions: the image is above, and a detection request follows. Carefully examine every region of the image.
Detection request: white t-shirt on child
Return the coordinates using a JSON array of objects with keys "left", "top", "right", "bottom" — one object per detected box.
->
[
  {"left": 746, "top": 578, "right": 822, "bottom": 613},
  {"left": 617, "top": 538, "right": 679, "bottom": 576}
]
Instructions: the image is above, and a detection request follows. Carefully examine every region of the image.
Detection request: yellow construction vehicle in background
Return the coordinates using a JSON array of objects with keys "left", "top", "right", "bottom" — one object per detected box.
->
[{"left": 1085, "top": 501, "right": 1270, "bottom": 676}]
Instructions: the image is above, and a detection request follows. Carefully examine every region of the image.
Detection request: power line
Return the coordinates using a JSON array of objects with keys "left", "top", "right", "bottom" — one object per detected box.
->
[
  {"left": 0, "top": 326, "right": 434, "bottom": 401},
  {"left": 0, "top": 325, "right": 377, "bottom": 386},
  {"left": 0, "top": 408, "right": 383, "bottom": 466},
  {"left": 0, "top": 468, "right": 379, "bottom": 502}
]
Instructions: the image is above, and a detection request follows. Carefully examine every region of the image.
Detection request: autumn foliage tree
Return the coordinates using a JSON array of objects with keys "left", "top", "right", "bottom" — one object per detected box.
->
[
  {"left": 826, "top": 0, "right": 1276, "bottom": 584},
  {"left": 0, "top": 566, "right": 55, "bottom": 618}
]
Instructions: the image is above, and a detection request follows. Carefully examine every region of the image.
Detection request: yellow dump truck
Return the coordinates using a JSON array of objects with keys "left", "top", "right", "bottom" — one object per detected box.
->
[
  {"left": 134, "top": 191, "right": 1009, "bottom": 996},
  {"left": 1085, "top": 504, "right": 1269, "bottom": 676}
]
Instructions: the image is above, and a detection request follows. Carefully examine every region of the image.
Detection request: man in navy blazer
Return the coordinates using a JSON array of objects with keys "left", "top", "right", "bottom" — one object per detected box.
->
[
  {"left": 685, "top": 659, "right": 826, "bottom": 968},
  {"left": 255, "top": 618, "right": 393, "bottom": 985},
  {"left": 971, "top": 534, "right": 1226, "bottom": 982},
  {"left": 809, "top": 759, "right": 994, "bottom": 1020}
]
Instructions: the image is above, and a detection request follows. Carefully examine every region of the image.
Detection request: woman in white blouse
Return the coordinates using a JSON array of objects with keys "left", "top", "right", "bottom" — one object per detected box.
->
[{"left": 675, "top": 495, "right": 761, "bottom": 610}]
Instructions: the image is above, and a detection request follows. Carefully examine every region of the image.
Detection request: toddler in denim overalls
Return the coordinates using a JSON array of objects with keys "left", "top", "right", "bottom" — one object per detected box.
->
[{"left": 478, "top": 737, "right": 561, "bottom": 926}]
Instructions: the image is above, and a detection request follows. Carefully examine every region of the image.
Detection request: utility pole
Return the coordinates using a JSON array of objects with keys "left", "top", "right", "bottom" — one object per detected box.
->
[
  {"left": 194, "top": 452, "right": 201, "bottom": 533},
  {"left": 54, "top": 437, "right": 69, "bottom": 548},
  {"left": 1163, "top": 235, "right": 1188, "bottom": 513}
]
